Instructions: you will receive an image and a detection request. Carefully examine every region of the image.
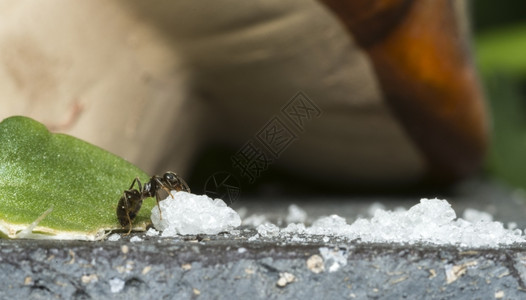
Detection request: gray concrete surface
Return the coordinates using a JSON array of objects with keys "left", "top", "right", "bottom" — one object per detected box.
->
[{"left": 2, "top": 179, "right": 526, "bottom": 299}]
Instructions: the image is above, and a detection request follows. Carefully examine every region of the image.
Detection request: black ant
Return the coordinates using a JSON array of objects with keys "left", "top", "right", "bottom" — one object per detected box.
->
[{"left": 116, "top": 171, "right": 190, "bottom": 234}]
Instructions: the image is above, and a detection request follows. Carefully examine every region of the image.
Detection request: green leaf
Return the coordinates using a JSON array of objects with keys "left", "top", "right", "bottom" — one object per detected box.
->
[{"left": 0, "top": 116, "right": 152, "bottom": 240}]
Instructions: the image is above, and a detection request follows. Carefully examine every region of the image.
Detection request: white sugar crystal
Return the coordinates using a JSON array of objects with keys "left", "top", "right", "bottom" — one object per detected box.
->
[
  {"left": 394, "top": 206, "right": 407, "bottom": 213},
  {"left": 306, "top": 215, "right": 351, "bottom": 236},
  {"left": 130, "top": 236, "right": 142, "bottom": 242},
  {"left": 259, "top": 199, "right": 525, "bottom": 248},
  {"left": 107, "top": 233, "right": 121, "bottom": 241},
  {"left": 507, "top": 222, "right": 518, "bottom": 230},
  {"left": 319, "top": 247, "right": 347, "bottom": 272},
  {"left": 109, "top": 277, "right": 125, "bottom": 293},
  {"left": 348, "top": 198, "right": 525, "bottom": 247},
  {"left": 367, "top": 202, "right": 386, "bottom": 217},
  {"left": 256, "top": 223, "right": 280, "bottom": 237},
  {"left": 146, "top": 228, "right": 159, "bottom": 236},
  {"left": 242, "top": 214, "right": 268, "bottom": 227},
  {"left": 151, "top": 191, "right": 241, "bottom": 236},
  {"left": 247, "top": 234, "right": 259, "bottom": 241},
  {"left": 286, "top": 204, "right": 308, "bottom": 224},
  {"left": 281, "top": 223, "right": 306, "bottom": 234},
  {"left": 290, "top": 235, "right": 306, "bottom": 242},
  {"left": 236, "top": 207, "right": 248, "bottom": 219},
  {"left": 462, "top": 208, "right": 493, "bottom": 223}
]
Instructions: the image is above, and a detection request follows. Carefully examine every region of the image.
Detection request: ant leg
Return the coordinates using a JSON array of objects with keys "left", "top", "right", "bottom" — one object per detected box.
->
[
  {"left": 122, "top": 192, "right": 133, "bottom": 235},
  {"left": 155, "top": 191, "right": 163, "bottom": 220},
  {"left": 178, "top": 177, "right": 191, "bottom": 193},
  {"left": 153, "top": 177, "right": 174, "bottom": 199},
  {"left": 129, "top": 177, "right": 142, "bottom": 192},
  {"left": 164, "top": 186, "right": 174, "bottom": 198},
  {"left": 129, "top": 179, "right": 136, "bottom": 190},
  {"left": 126, "top": 220, "right": 132, "bottom": 235}
]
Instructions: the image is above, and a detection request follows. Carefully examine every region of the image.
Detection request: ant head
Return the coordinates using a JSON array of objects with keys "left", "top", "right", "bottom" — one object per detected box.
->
[{"left": 164, "top": 172, "right": 180, "bottom": 185}]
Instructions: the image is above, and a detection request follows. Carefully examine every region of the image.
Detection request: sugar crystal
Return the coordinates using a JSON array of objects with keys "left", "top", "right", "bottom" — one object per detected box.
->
[
  {"left": 306, "top": 215, "right": 351, "bottom": 236},
  {"left": 242, "top": 214, "right": 268, "bottom": 227},
  {"left": 107, "top": 233, "right": 121, "bottom": 241},
  {"left": 281, "top": 223, "right": 306, "bottom": 234},
  {"left": 247, "top": 234, "right": 259, "bottom": 242},
  {"left": 151, "top": 191, "right": 241, "bottom": 236},
  {"left": 242, "top": 198, "right": 526, "bottom": 248},
  {"left": 319, "top": 247, "right": 347, "bottom": 272},
  {"left": 343, "top": 198, "right": 526, "bottom": 246},
  {"left": 367, "top": 202, "right": 386, "bottom": 217},
  {"left": 146, "top": 228, "right": 159, "bottom": 236},
  {"left": 286, "top": 204, "right": 307, "bottom": 224},
  {"left": 256, "top": 223, "right": 280, "bottom": 237},
  {"left": 462, "top": 208, "right": 493, "bottom": 223},
  {"left": 130, "top": 236, "right": 142, "bottom": 242}
]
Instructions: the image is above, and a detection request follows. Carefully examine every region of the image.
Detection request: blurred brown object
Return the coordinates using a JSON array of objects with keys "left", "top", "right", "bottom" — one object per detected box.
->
[
  {"left": 0, "top": 0, "right": 487, "bottom": 190},
  {"left": 320, "top": 0, "right": 488, "bottom": 183}
]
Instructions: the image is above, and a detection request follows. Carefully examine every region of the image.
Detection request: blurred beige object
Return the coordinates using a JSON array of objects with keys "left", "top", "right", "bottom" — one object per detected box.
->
[
  {"left": 0, "top": 1, "right": 202, "bottom": 174},
  {"left": 0, "top": 0, "right": 487, "bottom": 189}
]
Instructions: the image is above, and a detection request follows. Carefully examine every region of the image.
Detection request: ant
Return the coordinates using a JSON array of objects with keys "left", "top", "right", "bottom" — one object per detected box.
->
[{"left": 116, "top": 171, "right": 190, "bottom": 234}]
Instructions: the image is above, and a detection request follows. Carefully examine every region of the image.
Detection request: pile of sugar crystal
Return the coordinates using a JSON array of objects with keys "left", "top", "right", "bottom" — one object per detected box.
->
[
  {"left": 151, "top": 191, "right": 241, "bottom": 236},
  {"left": 257, "top": 199, "right": 526, "bottom": 248},
  {"left": 344, "top": 198, "right": 525, "bottom": 247}
]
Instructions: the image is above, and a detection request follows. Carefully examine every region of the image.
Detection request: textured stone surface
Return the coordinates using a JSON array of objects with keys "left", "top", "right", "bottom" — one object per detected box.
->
[
  {"left": 2, "top": 233, "right": 526, "bottom": 299},
  {"left": 2, "top": 179, "right": 526, "bottom": 299}
]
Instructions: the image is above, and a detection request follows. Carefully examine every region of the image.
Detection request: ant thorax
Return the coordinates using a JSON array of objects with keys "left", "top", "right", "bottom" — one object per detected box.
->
[{"left": 142, "top": 181, "right": 155, "bottom": 198}]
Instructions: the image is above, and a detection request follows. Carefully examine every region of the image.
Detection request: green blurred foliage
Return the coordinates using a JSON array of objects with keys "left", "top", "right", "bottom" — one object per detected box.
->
[
  {"left": 476, "top": 24, "right": 526, "bottom": 77},
  {"left": 472, "top": 0, "right": 526, "bottom": 188}
]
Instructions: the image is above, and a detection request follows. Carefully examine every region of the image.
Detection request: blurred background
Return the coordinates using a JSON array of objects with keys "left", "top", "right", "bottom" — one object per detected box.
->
[
  {"left": 0, "top": 0, "right": 525, "bottom": 197},
  {"left": 473, "top": 0, "right": 526, "bottom": 191}
]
